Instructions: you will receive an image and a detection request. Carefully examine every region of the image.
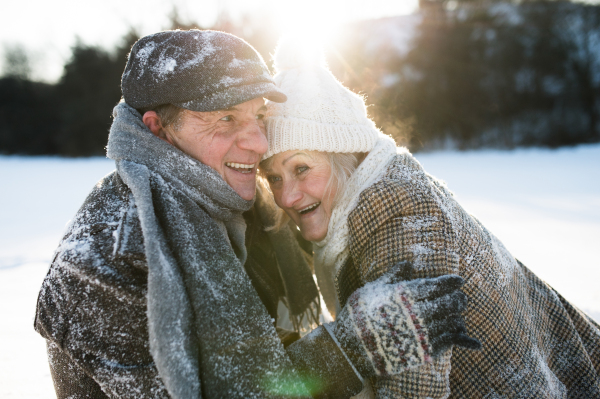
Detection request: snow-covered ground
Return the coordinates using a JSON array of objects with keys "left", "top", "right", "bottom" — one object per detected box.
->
[{"left": 1, "top": 145, "right": 599, "bottom": 398}]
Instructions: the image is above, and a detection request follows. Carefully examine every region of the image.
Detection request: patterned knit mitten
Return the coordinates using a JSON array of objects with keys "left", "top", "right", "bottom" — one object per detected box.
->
[{"left": 332, "top": 272, "right": 481, "bottom": 378}]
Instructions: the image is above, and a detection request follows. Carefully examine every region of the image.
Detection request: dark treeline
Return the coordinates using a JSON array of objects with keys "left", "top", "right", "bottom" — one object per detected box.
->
[
  {"left": 1, "top": 1, "right": 600, "bottom": 156},
  {"left": 0, "top": 33, "right": 136, "bottom": 156},
  {"left": 329, "top": 0, "right": 600, "bottom": 150}
]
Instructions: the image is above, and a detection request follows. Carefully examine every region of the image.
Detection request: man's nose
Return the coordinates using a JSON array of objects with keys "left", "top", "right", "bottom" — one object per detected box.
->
[{"left": 237, "top": 120, "right": 268, "bottom": 155}]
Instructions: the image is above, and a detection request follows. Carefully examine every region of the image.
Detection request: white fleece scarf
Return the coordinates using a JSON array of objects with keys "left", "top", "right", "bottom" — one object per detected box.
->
[{"left": 313, "top": 133, "right": 399, "bottom": 317}]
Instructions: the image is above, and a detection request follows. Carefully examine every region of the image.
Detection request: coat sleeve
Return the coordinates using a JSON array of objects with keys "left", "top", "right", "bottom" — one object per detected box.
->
[
  {"left": 46, "top": 340, "right": 110, "bottom": 398},
  {"left": 346, "top": 172, "right": 461, "bottom": 399},
  {"left": 34, "top": 217, "right": 171, "bottom": 399}
]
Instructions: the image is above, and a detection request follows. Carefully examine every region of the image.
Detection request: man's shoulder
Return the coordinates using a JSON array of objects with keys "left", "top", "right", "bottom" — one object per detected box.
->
[
  {"left": 52, "top": 170, "right": 146, "bottom": 281},
  {"left": 35, "top": 171, "right": 148, "bottom": 344},
  {"left": 75, "top": 171, "right": 130, "bottom": 224},
  {"left": 65, "top": 171, "right": 132, "bottom": 236}
]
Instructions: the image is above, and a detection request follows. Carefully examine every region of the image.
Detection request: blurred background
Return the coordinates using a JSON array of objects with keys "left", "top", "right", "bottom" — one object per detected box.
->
[
  {"left": 1, "top": 0, "right": 599, "bottom": 397},
  {"left": 2, "top": 0, "right": 600, "bottom": 155}
]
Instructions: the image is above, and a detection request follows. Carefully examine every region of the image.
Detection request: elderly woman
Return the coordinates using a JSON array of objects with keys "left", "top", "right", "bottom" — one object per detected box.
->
[{"left": 261, "top": 41, "right": 600, "bottom": 398}]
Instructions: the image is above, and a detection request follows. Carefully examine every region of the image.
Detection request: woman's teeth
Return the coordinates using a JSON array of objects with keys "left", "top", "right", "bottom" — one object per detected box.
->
[
  {"left": 299, "top": 202, "right": 321, "bottom": 215},
  {"left": 225, "top": 162, "right": 254, "bottom": 173}
]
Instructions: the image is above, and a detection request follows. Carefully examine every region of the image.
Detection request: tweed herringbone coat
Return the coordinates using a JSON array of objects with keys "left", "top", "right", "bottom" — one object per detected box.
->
[{"left": 336, "top": 153, "right": 600, "bottom": 398}]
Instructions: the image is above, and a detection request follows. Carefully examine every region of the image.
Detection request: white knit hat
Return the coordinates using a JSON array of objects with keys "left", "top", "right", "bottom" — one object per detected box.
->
[{"left": 263, "top": 38, "right": 381, "bottom": 159}]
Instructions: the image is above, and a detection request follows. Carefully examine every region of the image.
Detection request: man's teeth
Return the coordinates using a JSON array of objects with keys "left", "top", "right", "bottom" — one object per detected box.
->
[
  {"left": 299, "top": 202, "right": 321, "bottom": 214},
  {"left": 225, "top": 162, "right": 254, "bottom": 169}
]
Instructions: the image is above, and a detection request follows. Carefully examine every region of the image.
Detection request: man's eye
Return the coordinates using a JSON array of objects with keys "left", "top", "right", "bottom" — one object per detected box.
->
[{"left": 220, "top": 115, "right": 233, "bottom": 121}]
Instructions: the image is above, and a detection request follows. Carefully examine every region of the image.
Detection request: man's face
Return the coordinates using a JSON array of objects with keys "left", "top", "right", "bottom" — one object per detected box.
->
[{"left": 164, "top": 98, "right": 268, "bottom": 200}]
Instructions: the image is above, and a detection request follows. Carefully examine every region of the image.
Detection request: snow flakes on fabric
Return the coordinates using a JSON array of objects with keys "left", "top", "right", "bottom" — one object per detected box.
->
[
  {"left": 180, "top": 41, "right": 217, "bottom": 70},
  {"left": 155, "top": 57, "right": 177, "bottom": 78},
  {"left": 107, "top": 103, "right": 304, "bottom": 398},
  {"left": 121, "top": 30, "right": 284, "bottom": 112},
  {"left": 347, "top": 281, "right": 430, "bottom": 376}
]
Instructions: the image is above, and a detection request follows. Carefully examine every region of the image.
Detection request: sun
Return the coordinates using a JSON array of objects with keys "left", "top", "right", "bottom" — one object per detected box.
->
[
  {"left": 269, "top": 0, "right": 345, "bottom": 44},
  {"left": 264, "top": 0, "right": 419, "bottom": 53}
]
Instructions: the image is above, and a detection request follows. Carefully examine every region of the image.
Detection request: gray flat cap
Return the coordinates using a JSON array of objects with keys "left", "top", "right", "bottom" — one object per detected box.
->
[{"left": 122, "top": 30, "right": 286, "bottom": 111}]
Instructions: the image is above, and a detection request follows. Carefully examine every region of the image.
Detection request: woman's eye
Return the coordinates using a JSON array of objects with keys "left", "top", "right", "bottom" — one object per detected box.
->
[
  {"left": 296, "top": 166, "right": 309, "bottom": 175},
  {"left": 267, "top": 175, "right": 281, "bottom": 184},
  {"left": 256, "top": 113, "right": 265, "bottom": 121},
  {"left": 220, "top": 115, "right": 233, "bottom": 121}
]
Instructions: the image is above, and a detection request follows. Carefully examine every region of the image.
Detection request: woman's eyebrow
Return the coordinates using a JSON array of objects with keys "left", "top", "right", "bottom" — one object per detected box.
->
[{"left": 282, "top": 152, "right": 306, "bottom": 165}]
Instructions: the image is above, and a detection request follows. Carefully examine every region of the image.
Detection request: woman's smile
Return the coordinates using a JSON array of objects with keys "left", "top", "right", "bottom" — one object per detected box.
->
[{"left": 298, "top": 202, "right": 321, "bottom": 215}]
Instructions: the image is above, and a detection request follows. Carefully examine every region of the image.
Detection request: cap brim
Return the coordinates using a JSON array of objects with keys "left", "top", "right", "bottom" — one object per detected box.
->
[
  {"left": 173, "top": 83, "right": 287, "bottom": 112},
  {"left": 264, "top": 90, "right": 287, "bottom": 103}
]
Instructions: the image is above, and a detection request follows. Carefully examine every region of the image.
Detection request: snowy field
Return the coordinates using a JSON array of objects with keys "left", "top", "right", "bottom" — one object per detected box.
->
[{"left": 1, "top": 144, "right": 599, "bottom": 398}]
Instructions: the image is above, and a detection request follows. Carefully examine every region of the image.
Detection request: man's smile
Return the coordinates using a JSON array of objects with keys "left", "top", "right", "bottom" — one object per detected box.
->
[{"left": 225, "top": 162, "right": 255, "bottom": 174}]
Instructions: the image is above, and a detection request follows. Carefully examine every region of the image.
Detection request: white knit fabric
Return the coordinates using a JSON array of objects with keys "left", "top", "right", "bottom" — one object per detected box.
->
[
  {"left": 264, "top": 38, "right": 380, "bottom": 159},
  {"left": 313, "top": 135, "right": 399, "bottom": 318}
]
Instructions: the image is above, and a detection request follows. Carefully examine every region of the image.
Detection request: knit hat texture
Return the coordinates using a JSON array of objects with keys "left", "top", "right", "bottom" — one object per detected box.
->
[
  {"left": 264, "top": 38, "right": 380, "bottom": 159},
  {"left": 122, "top": 30, "right": 286, "bottom": 112}
]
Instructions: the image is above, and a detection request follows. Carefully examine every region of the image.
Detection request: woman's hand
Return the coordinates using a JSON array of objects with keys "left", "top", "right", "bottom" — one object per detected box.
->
[
  {"left": 284, "top": 263, "right": 480, "bottom": 398},
  {"left": 332, "top": 264, "right": 481, "bottom": 378}
]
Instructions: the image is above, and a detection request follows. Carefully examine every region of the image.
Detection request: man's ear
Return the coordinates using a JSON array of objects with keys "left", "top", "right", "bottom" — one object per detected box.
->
[{"left": 142, "top": 111, "right": 171, "bottom": 143}]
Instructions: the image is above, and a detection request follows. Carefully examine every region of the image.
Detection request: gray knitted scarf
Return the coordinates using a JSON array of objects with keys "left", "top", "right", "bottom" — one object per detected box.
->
[{"left": 106, "top": 102, "right": 307, "bottom": 399}]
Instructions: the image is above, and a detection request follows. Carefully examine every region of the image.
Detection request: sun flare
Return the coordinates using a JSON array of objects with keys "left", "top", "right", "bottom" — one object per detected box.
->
[
  {"left": 263, "top": 0, "right": 419, "bottom": 60},
  {"left": 270, "top": 0, "right": 344, "bottom": 44}
]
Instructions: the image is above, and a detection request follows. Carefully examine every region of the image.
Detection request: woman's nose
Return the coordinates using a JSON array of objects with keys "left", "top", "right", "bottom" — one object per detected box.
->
[{"left": 279, "top": 181, "right": 302, "bottom": 209}]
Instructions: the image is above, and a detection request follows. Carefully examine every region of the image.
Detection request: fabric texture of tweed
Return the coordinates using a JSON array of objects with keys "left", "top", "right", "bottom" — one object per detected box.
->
[{"left": 336, "top": 152, "right": 600, "bottom": 398}]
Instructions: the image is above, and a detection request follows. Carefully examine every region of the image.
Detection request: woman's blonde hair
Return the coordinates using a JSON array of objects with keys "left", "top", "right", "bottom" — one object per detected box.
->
[{"left": 259, "top": 151, "right": 364, "bottom": 233}]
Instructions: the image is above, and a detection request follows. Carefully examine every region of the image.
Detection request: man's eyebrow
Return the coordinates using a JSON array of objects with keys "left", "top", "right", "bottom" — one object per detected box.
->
[
  {"left": 282, "top": 152, "right": 307, "bottom": 165},
  {"left": 219, "top": 105, "right": 266, "bottom": 113},
  {"left": 221, "top": 106, "right": 240, "bottom": 112}
]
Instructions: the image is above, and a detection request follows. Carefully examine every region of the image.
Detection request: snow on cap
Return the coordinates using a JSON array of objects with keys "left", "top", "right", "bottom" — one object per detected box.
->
[
  {"left": 264, "top": 36, "right": 380, "bottom": 160},
  {"left": 122, "top": 30, "right": 286, "bottom": 112}
]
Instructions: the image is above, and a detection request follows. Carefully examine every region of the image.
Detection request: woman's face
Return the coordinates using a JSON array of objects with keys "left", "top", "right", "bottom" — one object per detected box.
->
[{"left": 264, "top": 151, "right": 335, "bottom": 242}]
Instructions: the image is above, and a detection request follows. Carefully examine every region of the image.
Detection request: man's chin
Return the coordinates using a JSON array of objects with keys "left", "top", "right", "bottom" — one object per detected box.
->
[
  {"left": 225, "top": 170, "right": 257, "bottom": 200},
  {"left": 231, "top": 183, "right": 256, "bottom": 200}
]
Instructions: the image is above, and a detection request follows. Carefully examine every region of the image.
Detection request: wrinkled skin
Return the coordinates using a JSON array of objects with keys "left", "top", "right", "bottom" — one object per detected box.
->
[{"left": 143, "top": 98, "right": 268, "bottom": 200}]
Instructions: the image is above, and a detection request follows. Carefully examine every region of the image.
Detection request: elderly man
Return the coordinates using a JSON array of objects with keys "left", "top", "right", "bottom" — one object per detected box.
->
[{"left": 34, "top": 30, "right": 323, "bottom": 398}]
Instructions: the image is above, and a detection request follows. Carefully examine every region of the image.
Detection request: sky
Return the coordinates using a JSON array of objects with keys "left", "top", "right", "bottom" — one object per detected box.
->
[{"left": 1, "top": 0, "right": 419, "bottom": 82}]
